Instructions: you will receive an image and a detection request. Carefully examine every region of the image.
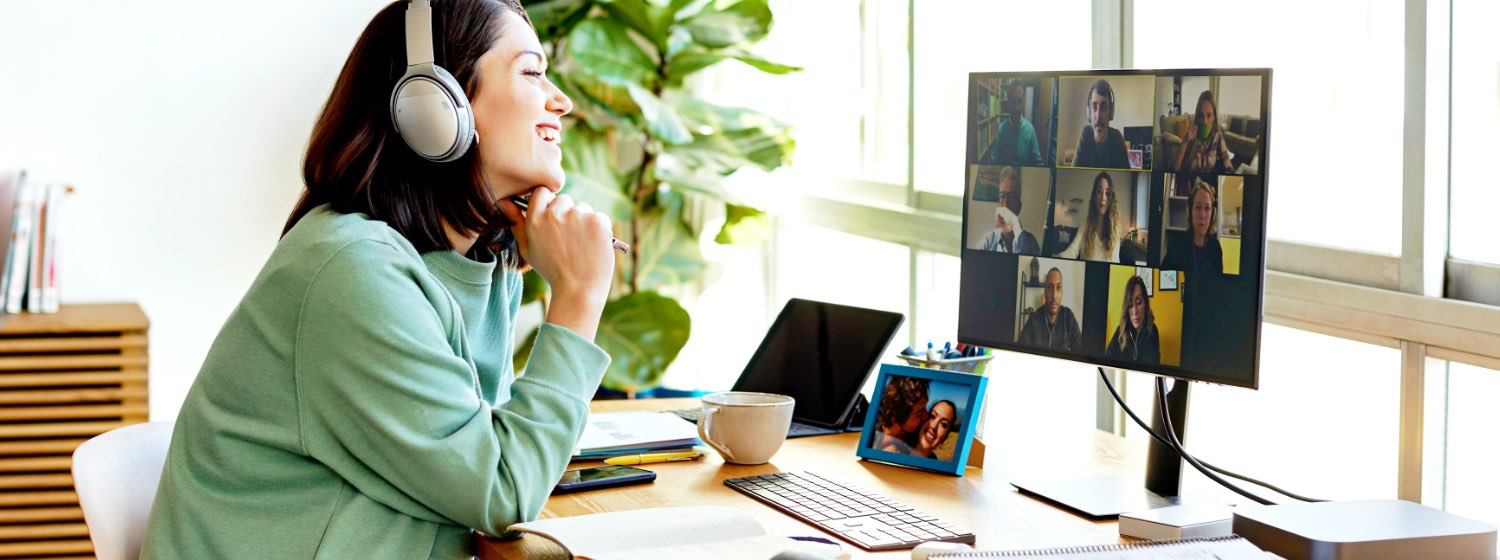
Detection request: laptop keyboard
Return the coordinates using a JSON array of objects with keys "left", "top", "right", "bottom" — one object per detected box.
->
[
  {"left": 670, "top": 409, "right": 835, "bottom": 437},
  {"left": 724, "top": 472, "right": 975, "bottom": 551}
]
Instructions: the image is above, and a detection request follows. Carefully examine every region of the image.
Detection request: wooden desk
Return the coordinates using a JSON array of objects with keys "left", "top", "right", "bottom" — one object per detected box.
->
[{"left": 477, "top": 398, "right": 1128, "bottom": 559}]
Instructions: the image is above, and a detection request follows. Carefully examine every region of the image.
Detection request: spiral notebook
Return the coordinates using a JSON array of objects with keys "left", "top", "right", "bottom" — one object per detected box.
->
[{"left": 931, "top": 535, "right": 1274, "bottom": 559}]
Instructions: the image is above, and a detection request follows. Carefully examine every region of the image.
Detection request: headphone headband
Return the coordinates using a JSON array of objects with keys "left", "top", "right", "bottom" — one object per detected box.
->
[{"left": 404, "top": 0, "right": 435, "bottom": 67}]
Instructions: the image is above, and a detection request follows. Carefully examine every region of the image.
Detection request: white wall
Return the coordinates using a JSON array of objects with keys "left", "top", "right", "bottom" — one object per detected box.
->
[
  {"left": 0, "top": 1, "right": 392, "bottom": 420},
  {"left": 1217, "top": 75, "right": 1263, "bottom": 119}
]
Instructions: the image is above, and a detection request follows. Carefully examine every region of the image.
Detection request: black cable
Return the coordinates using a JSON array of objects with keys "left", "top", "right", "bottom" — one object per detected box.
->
[
  {"left": 1097, "top": 367, "right": 1327, "bottom": 503},
  {"left": 1151, "top": 376, "right": 1275, "bottom": 505}
]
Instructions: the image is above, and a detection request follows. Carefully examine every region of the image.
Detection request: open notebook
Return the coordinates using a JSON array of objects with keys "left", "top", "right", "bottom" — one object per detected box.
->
[{"left": 509, "top": 505, "right": 849, "bottom": 560}]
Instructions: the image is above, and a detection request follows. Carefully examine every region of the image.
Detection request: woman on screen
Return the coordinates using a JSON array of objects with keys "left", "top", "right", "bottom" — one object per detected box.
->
[
  {"left": 1173, "top": 91, "right": 1235, "bottom": 174},
  {"left": 1055, "top": 171, "right": 1121, "bottom": 262},
  {"left": 1106, "top": 275, "right": 1161, "bottom": 364},
  {"left": 1161, "top": 179, "right": 1224, "bottom": 274},
  {"left": 142, "top": 2, "right": 617, "bottom": 557},
  {"left": 912, "top": 400, "right": 960, "bottom": 460},
  {"left": 870, "top": 376, "right": 930, "bottom": 454}
]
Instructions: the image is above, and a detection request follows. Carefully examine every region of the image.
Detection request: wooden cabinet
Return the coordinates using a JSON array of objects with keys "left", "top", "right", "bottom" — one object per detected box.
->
[{"left": 0, "top": 303, "right": 148, "bottom": 559}]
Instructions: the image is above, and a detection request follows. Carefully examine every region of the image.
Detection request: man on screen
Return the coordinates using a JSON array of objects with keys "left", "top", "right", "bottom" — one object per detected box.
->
[
  {"left": 1018, "top": 268, "right": 1082, "bottom": 350},
  {"left": 980, "top": 167, "right": 1041, "bottom": 255},
  {"left": 992, "top": 83, "right": 1044, "bottom": 166},
  {"left": 1072, "top": 79, "right": 1129, "bottom": 169}
]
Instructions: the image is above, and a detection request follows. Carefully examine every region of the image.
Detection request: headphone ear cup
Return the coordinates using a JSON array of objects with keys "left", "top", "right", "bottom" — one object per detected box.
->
[{"left": 390, "top": 65, "right": 475, "bottom": 162}]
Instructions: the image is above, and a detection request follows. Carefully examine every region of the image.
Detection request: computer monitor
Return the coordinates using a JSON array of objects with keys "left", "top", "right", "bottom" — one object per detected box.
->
[{"left": 958, "top": 69, "right": 1271, "bottom": 517}]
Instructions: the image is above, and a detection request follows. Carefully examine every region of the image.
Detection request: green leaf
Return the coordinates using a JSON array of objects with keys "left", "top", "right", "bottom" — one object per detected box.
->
[
  {"left": 681, "top": 0, "right": 772, "bottom": 49},
  {"left": 624, "top": 83, "right": 693, "bottom": 145},
  {"left": 565, "top": 18, "right": 658, "bottom": 89},
  {"left": 596, "top": 291, "right": 691, "bottom": 392},
  {"left": 561, "top": 125, "right": 635, "bottom": 225},
  {"left": 598, "top": 0, "right": 673, "bottom": 53},
  {"left": 663, "top": 50, "right": 727, "bottom": 85},
  {"left": 670, "top": 95, "right": 788, "bottom": 132},
  {"left": 524, "top": 0, "right": 593, "bottom": 43},
  {"left": 557, "top": 71, "right": 643, "bottom": 130},
  {"left": 665, "top": 125, "right": 795, "bottom": 174},
  {"left": 521, "top": 269, "right": 549, "bottom": 305},
  {"left": 654, "top": 152, "right": 736, "bottom": 204},
  {"left": 715, "top": 204, "right": 770, "bottom": 245},
  {"left": 728, "top": 52, "right": 801, "bottom": 75},
  {"left": 511, "top": 325, "right": 541, "bottom": 375},
  {"left": 633, "top": 189, "right": 707, "bottom": 292}
]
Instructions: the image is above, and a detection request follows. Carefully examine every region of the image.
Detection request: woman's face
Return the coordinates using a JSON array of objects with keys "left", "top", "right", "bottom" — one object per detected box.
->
[
  {"left": 1094, "top": 178, "right": 1111, "bottom": 215},
  {"left": 900, "top": 395, "right": 929, "bottom": 435},
  {"left": 1197, "top": 99, "right": 1217, "bottom": 129},
  {"left": 919, "top": 401, "right": 957, "bottom": 452},
  {"left": 470, "top": 11, "right": 574, "bottom": 198},
  {"left": 1128, "top": 283, "right": 1145, "bottom": 329},
  {"left": 1191, "top": 188, "right": 1214, "bottom": 239}
]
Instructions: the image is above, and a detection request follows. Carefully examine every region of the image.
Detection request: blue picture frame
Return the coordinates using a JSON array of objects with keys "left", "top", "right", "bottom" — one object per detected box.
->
[{"left": 856, "top": 363, "right": 988, "bottom": 476}]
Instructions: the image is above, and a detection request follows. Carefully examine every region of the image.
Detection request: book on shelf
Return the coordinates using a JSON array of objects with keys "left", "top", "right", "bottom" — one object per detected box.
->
[
  {"left": 508, "top": 505, "right": 850, "bottom": 560},
  {"left": 0, "top": 170, "right": 71, "bottom": 314}
]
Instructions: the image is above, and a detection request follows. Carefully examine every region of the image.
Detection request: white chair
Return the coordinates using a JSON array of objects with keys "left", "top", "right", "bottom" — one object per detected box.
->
[{"left": 72, "top": 421, "right": 173, "bottom": 560}]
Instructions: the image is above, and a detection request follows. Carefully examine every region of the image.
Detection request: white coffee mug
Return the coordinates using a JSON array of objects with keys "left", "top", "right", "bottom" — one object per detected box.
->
[{"left": 697, "top": 392, "right": 795, "bottom": 465}]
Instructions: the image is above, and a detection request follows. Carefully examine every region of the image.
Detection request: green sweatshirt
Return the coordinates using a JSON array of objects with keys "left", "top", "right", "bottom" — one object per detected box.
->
[{"left": 140, "top": 206, "right": 609, "bottom": 559}]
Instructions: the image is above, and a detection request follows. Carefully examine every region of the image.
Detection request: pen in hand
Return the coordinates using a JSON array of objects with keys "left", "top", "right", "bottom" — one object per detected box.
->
[{"left": 509, "top": 195, "right": 630, "bottom": 254}]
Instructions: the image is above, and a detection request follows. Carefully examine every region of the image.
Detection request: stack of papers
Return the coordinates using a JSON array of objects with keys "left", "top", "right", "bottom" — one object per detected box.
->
[{"left": 573, "top": 411, "right": 700, "bottom": 460}]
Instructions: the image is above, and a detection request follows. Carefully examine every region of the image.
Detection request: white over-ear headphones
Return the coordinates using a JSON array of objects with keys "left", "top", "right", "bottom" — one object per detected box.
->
[{"left": 390, "top": 0, "right": 475, "bottom": 162}]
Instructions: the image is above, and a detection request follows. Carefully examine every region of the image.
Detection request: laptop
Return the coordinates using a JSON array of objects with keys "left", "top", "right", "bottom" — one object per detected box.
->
[{"left": 675, "top": 298, "right": 905, "bottom": 438}]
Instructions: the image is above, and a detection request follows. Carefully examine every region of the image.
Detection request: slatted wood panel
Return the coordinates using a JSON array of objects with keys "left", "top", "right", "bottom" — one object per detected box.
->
[{"left": 0, "top": 304, "right": 147, "bottom": 559}]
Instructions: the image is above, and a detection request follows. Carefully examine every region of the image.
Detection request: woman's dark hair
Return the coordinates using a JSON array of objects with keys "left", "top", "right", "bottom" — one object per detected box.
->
[
  {"left": 288, "top": 0, "right": 532, "bottom": 261},
  {"left": 1081, "top": 171, "right": 1119, "bottom": 255},
  {"left": 1112, "top": 274, "right": 1155, "bottom": 355},
  {"left": 877, "top": 376, "right": 931, "bottom": 431}
]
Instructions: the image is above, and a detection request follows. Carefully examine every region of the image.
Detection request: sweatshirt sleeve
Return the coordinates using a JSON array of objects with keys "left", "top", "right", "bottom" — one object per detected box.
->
[{"left": 293, "top": 240, "right": 609, "bottom": 535}]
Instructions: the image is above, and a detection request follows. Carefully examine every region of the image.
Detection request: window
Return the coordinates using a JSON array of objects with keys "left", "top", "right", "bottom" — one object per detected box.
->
[
  {"left": 1123, "top": 325, "right": 1401, "bottom": 500},
  {"left": 1135, "top": 1, "right": 1405, "bottom": 255},
  {"left": 912, "top": 2, "right": 1091, "bottom": 195},
  {"left": 1447, "top": 0, "right": 1500, "bottom": 264},
  {"left": 1428, "top": 361, "right": 1500, "bottom": 528}
]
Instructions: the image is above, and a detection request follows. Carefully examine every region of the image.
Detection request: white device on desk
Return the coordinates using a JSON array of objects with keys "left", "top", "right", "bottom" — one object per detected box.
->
[{"left": 1233, "top": 499, "right": 1497, "bottom": 559}]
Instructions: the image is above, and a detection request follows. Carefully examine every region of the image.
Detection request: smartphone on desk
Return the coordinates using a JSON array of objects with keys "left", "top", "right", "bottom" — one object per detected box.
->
[{"left": 553, "top": 465, "right": 656, "bottom": 494}]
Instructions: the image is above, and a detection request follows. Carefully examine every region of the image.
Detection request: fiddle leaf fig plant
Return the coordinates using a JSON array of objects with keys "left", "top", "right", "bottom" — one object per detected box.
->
[{"left": 515, "top": 0, "right": 798, "bottom": 395}]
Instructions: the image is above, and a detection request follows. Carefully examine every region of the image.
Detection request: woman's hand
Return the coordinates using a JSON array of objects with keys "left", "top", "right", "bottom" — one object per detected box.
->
[{"left": 499, "top": 187, "right": 614, "bottom": 340}]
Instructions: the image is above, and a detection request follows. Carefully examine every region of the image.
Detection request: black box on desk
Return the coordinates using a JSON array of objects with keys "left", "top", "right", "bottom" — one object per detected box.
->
[{"left": 1232, "top": 499, "right": 1496, "bottom": 560}]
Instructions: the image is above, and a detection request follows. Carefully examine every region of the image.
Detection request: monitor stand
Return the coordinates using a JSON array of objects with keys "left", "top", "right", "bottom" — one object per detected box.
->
[{"left": 1010, "top": 377, "right": 1192, "bottom": 520}]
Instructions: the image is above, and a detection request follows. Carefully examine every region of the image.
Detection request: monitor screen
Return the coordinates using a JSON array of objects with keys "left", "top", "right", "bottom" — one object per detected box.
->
[
  {"left": 733, "top": 299, "right": 906, "bottom": 427},
  {"left": 959, "top": 70, "right": 1270, "bottom": 388}
]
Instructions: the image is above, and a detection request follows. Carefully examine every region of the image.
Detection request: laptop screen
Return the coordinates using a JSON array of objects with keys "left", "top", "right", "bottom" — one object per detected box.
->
[{"left": 732, "top": 299, "right": 905, "bottom": 428}]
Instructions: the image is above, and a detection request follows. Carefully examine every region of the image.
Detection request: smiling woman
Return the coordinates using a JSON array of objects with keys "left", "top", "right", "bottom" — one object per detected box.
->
[{"left": 139, "top": 1, "right": 618, "bottom": 559}]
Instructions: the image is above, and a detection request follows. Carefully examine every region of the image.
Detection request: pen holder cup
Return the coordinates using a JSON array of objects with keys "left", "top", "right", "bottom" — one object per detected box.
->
[{"left": 895, "top": 354, "right": 993, "bottom": 376}]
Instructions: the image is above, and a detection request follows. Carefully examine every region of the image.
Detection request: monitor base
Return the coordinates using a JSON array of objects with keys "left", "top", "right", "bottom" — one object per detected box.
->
[{"left": 1011, "top": 474, "right": 1185, "bottom": 520}]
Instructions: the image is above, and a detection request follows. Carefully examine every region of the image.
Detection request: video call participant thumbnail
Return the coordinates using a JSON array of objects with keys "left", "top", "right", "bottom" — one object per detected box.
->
[
  {"left": 1073, "top": 79, "right": 1129, "bottom": 169},
  {"left": 979, "top": 166, "right": 1041, "bottom": 255},
  {"left": 1052, "top": 171, "right": 1124, "bottom": 263},
  {"left": 1103, "top": 267, "right": 1183, "bottom": 367},
  {"left": 1161, "top": 176, "right": 1223, "bottom": 275},
  {"left": 1174, "top": 90, "right": 1235, "bottom": 174},
  {"left": 985, "top": 80, "right": 1046, "bottom": 167},
  {"left": 1016, "top": 261, "right": 1083, "bottom": 351}
]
